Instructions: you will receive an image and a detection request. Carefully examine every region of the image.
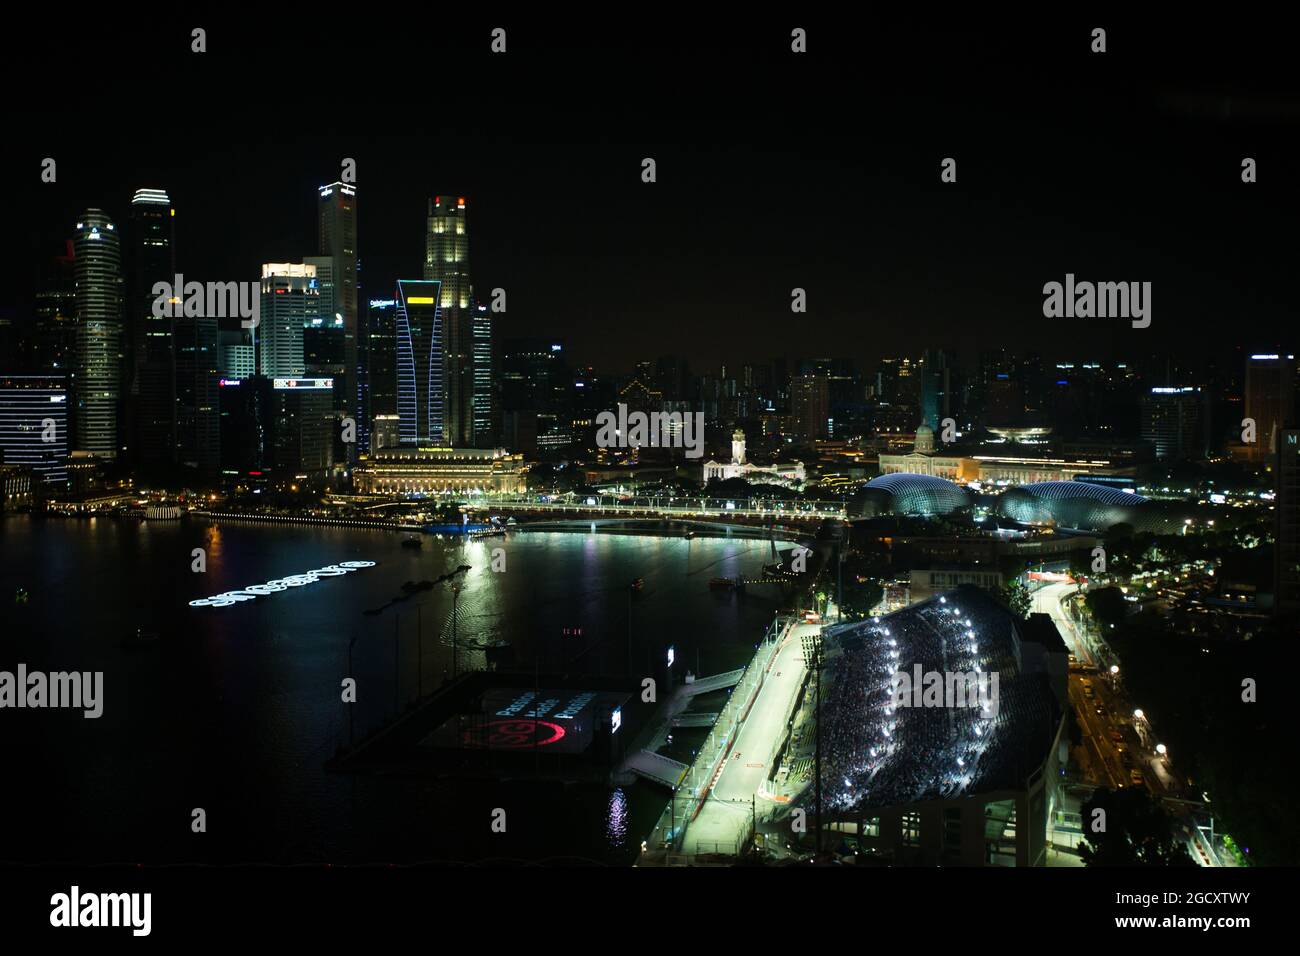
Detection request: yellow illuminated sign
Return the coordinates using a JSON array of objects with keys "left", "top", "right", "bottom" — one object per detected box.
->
[{"left": 407, "top": 296, "right": 435, "bottom": 305}]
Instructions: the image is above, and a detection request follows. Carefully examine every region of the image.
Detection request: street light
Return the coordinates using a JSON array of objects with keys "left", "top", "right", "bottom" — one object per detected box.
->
[
  {"left": 1133, "top": 708, "right": 1144, "bottom": 720},
  {"left": 1156, "top": 743, "right": 1167, "bottom": 756}
]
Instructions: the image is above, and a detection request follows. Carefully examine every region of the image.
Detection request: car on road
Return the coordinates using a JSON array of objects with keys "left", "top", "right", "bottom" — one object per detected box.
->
[
  {"left": 1109, "top": 729, "right": 1124, "bottom": 744},
  {"left": 1130, "top": 769, "right": 1145, "bottom": 786}
]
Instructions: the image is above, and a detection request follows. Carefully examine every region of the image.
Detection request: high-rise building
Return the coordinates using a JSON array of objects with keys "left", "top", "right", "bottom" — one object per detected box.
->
[
  {"left": 472, "top": 303, "right": 494, "bottom": 445},
  {"left": 33, "top": 242, "right": 77, "bottom": 376},
  {"left": 73, "top": 210, "right": 122, "bottom": 457},
  {"left": 266, "top": 377, "right": 335, "bottom": 483},
  {"left": 1245, "top": 353, "right": 1297, "bottom": 461},
  {"left": 258, "top": 263, "right": 317, "bottom": 378},
  {"left": 174, "top": 312, "right": 220, "bottom": 474},
  {"left": 790, "top": 374, "right": 829, "bottom": 441},
  {"left": 317, "top": 183, "right": 359, "bottom": 448},
  {"left": 303, "top": 255, "right": 346, "bottom": 418},
  {"left": 366, "top": 297, "right": 399, "bottom": 450},
  {"left": 424, "top": 196, "right": 474, "bottom": 446},
  {"left": 395, "top": 279, "right": 443, "bottom": 447},
  {"left": 1277, "top": 428, "right": 1300, "bottom": 619},
  {"left": 1140, "top": 386, "right": 1204, "bottom": 460},
  {"left": 0, "top": 374, "right": 68, "bottom": 487},
  {"left": 128, "top": 188, "right": 176, "bottom": 466},
  {"left": 218, "top": 329, "right": 255, "bottom": 380}
]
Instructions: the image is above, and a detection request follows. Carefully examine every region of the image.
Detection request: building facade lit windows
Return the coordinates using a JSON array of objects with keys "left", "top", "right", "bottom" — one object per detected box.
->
[
  {"left": 259, "top": 263, "right": 317, "bottom": 378},
  {"left": 0, "top": 375, "right": 69, "bottom": 487},
  {"left": 73, "top": 209, "right": 122, "bottom": 458},
  {"left": 395, "top": 280, "right": 444, "bottom": 447},
  {"left": 352, "top": 447, "right": 527, "bottom": 496}
]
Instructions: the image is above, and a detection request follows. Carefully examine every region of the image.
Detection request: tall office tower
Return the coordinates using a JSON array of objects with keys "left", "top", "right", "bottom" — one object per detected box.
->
[
  {"left": 790, "top": 373, "right": 829, "bottom": 441},
  {"left": 1245, "top": 353, "right": 1297, "bottom": 461},
  {"left": 1140, "top": 386, "right": 1205, "bottom": 459},
  {"left": 33, "top": 241, "right": 77, "bottom": 374},
  {"left": 1277, "top": 428, "right": 1300, "bottom": 619},
  {"left": 217, "top": 328, "right": 255, "bottom": 379},
  {"left": 471, "top": 302, "right": 494, "bottom": 445},
  {"left": 317, "top": 183, "right": 358, "bottom": 452},
  {"left": 265, "top": 377, "right": 335, "bottom": 483},
  {"left": 302, "top": 255, "right": 346, "bottom": 418},
  {"left": 174, "top": 312, "right": 220, "bottom": 474},
  {"left": 366, "top": 297, "right": 399, "bottom": 449},
  {"left": 0, "top": 374, "right": 69, "bottom": 487},
  {"left": 424, "top": 196, "right": 474, "bottom": 446},
  {"left": 395, "top": 279, "right": 443, "bottom": 447},
  {"left": 73, "top": 210, "right": 122, "bottom": 457},
  {"left": 258, "top": 263, "right": 317, "bottom": 378},
  {"left": 128, "top": 188, "right": 177, "bottom": 466}
]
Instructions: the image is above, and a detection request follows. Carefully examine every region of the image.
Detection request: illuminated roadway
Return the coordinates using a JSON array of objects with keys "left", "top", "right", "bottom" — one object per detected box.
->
[{"left": 679, "top": 622, "right": 813, "bottom": 854}]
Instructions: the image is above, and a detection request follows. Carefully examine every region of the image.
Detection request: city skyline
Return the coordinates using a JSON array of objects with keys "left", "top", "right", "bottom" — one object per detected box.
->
[{"left": 1, "top": 14, "right": 1296, "bottom": 931}]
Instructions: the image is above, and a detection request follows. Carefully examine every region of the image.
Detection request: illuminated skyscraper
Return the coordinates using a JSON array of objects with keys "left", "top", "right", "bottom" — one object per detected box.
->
[
  {"left": 73, "top": 210, "right": 122, "bottom": 457},
  {"left": 318, "top": 182, "right": 358, "bottom": 453},
  {"left": 1140, "top": 386, "right": 1205, "bottom": 460},
  {"left": 395, "top": 279, "right": 443, "bottom": 447},
  {"left": 366, "top": 297, "right": 399, "bottom": 449},
  {"left": 128, "top": 188, "right": 176, "bottom": 465},
  {"left": 258, "top": 263, "right": 317, "bottom": 378},
  {"left": 0, "top": 374, "right": 68, "bottom": 487},
  {"left": 1245, "top": 353, "right": 1296, "bottom": 462},
  {"left": 472, "top": 302, "right": 494, "bottom": 444},
  {"left": 424, "top": 196, "right": 474, "bottom": 446}
]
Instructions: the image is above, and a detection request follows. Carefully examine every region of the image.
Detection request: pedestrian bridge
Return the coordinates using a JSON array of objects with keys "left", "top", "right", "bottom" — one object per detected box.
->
[
  {"left": 682, "top": 669, "right": 745, "bottom": 696},
  {"left": 672, "top": 712, "right": 720, "bottom": 728},
  {"left": 626, "top": 750, "right": 690, "bottom": 789}
]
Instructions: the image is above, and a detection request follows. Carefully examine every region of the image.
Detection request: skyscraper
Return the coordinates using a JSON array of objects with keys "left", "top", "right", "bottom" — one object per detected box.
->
[
  {"left": 128, "top": 188, "right": 176, "bottom": 466},
  {"left": 395, "top": 279, "right": 443, "bottom": 447},
  {"left": 1245, "top": 353, "right": 1297, "bottom": 462},
  {"left": 0, "top": 374, "right": 68, "bottom": 487},
  {"left": 73, "top": 210, "right": 122, "bottom": 457},
  {"left": 33, "top": 241, "right": 77, "bottom": 376},
  {"left": 258, "top": 263, "right": 317, "bottom": 378},
  {"left": 366, "top": 297, "right": 399, "bottom": 449},
  {"left": 790, "top": 374, "right": 829, "bottom": 441},
  {"left": 303, "top": 255, "right": 346, "bottom": 416},
  {"left": 424, "top": 196, "right": 474, "bottom": 446},
  {"left": 1277, "top": 428, "right": 1300, "bottom": 619},
  {"left": 1140, "top": 386, "right": 1205, "bottom": 459},
  {"left": 317, "top": 182, "right": 358, "bottom": 451},
  {"left": 472, "top": 302, "right": 494, "bottom": 445},
  {"left": 174, "top": 311, "right": 220, "bottom": 474}
]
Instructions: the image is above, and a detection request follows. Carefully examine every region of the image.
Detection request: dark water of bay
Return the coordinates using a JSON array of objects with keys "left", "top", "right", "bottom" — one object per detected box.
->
[{"left": 0, "top": 515, "right": 787, "bottom": 865}]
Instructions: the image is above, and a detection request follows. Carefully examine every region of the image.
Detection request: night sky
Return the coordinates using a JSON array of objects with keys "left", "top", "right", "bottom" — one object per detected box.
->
[{"left": 5, "top": 17, "right": 1297, "bottom": 372}]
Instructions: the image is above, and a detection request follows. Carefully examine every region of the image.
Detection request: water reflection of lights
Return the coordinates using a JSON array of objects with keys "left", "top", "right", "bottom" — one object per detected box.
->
[{"left": 606, "top": 788, "right": 629, "bottom": 847}]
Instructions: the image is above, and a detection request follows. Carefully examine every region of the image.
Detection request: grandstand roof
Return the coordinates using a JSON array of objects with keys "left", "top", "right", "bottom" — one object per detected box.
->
[{"left": 814, "top": 585, "right": 1062, "bottom": 815}]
